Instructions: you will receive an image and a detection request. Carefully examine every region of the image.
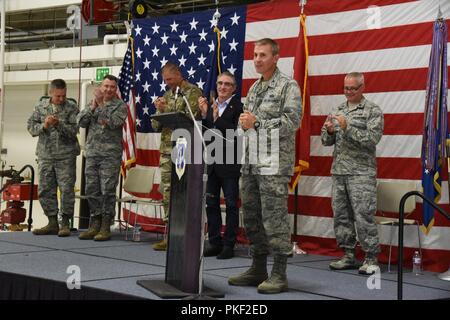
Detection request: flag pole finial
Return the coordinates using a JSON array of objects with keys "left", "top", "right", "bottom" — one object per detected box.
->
[
  {"left": 437, "top": 4, "right": 443, "bottom": 20},
  {"left": 300, "top": 0, "right": 307, "bottom": 15}
]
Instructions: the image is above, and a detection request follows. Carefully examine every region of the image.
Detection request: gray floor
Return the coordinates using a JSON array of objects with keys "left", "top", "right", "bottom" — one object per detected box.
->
[{"left": 0, "top": 230, "right": 449, "bottom": 300}]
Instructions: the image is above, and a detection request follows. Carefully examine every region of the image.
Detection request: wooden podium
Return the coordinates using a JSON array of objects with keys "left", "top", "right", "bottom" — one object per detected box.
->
[{"left": 137, "top": 112, "right": 222, "bottom": 298}]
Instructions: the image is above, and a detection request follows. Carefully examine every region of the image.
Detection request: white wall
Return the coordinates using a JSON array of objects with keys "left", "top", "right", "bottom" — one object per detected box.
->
[{"left": 1, "top": 83, "right": 95, "bottom": 229}]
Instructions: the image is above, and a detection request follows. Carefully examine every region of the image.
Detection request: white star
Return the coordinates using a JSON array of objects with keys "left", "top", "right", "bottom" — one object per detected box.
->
[
  {"left": 143, "top": 58, "right": 151, "bottom": 69},
  {"left": 198, "top": 28, "right": 208, "bottom": 41},
  {"left": 152, "top": 22, "right": 160, "bottom": 34},
  {"left": 136, "top": 118, "right": 142, "bottom": 127},
  {"left": 196, "top": 78, "right": 205, "bottom": 90},
  {"left": 197, "top": 53, "right": 207, "bottom": 66},
  {"left": 160, "top": 56, "right": 168, "bottom": 68},
  {"left": 135, "top": 94, "right": 141, "bottom": 104},
  {"left": 189, "top": 17, "right": 198, "bottom": 30},
  {"left": 178, "top": 55, "right": 187, "bottom": 67},
  {"left": 161, "top": 33, "right": 169, "bottom": 44},
  {"left": 169, "top": 44, "right": 178, "bottom": 56},
  {"left": 208, "top": 40, "right": 215, "bottom": 53},
  {"left": 227, "top": 64, "right": 237, "bottom": 74},
  {"left": 134, "top": 25, "right": 142, "bottom": 36},
  {"left": 188, "top": 42, "right": 197, "bottom": 54},
  {"left": 142, "top": 81, "right": 150, "bottom": 92},
  {"left": 229, "top": 38, "right": 239, "bottom": 52},
  {"left": 160, "top": 81, "right": 167, "bottom": 92},
  {"left": 220, "top": 26, "right": 228, "bottom": 39},
  {"left": 230, "top": 12, "right": 240, "bottom": 25},
  {"left": 135, "top": 71, "right": 141, "bottom": 82},
  {"left": 143, "top": 35, "right": 151, "bottom": 46},
  {"left": 152, "top": 45, "right": 160, "bottom": 57},
  {"left": 151, "top": 93, "right": 158, "bottom": 103},
  {"left": 170, "top": 21, "right": 179, "bottom": 32},
  {"left": 142, "top": 106, "right": 149, "bottom": 115},
  {"left": 179, "top": 31, "right": 188, "bottom": 43},
  {"left": 151, "top": 69, "right": 159, "bottom": 80},
  {"left": 187, "top": 66, "right": 196, "bottom": 78},
  {"left": 152, "top": 69, "right": 158, "bottom": 80},
  {"left": 222, "top": 54, "right": 227, "bottom": 64},
  {"left": 135, "top": 47, "right": 143, "bottom": 59}
]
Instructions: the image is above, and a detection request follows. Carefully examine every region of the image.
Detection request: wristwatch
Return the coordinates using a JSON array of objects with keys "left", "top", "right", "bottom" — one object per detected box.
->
[{"left": 254, "top": 120, "right": 260, "bottom": 129}]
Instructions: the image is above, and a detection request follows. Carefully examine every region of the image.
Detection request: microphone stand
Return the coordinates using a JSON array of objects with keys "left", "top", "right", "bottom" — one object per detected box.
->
[{"left": 179, "top": 89, "right": 215, "bottom": 300}]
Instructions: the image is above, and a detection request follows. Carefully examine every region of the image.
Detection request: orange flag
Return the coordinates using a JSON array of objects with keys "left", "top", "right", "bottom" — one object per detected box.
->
[{"left": 289, "top": 14, "right": 311, "bottom": 191}]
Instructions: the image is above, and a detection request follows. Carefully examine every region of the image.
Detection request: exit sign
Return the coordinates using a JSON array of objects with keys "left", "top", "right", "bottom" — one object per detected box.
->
[{"left": 96, "top": 67, "right": 110, "bottom": 81}]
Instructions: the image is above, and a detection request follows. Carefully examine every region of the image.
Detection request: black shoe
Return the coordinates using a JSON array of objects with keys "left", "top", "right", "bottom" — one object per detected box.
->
[
  {"left": 217, "top": 246, "right": 234, "bottom": 259},
  {"left": 204, "top": 245, "right": 223, "bottom": 257}
]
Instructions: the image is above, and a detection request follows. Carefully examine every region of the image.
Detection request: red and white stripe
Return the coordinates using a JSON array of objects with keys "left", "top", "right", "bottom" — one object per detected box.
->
[{"left": 244, "top": 0, "right": 450, "bottom": 272}]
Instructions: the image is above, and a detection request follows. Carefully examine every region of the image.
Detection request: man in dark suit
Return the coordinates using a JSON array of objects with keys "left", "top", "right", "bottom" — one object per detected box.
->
[{"left": 198, "top": 71, "right": 243, "bottom": 259}]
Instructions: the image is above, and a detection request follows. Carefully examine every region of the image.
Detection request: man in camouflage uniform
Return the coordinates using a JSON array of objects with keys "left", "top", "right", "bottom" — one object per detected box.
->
[
  {"left": 27, "top": 78, "right": 80, "bottom": 237},
  {"left": 151, "top": 62, "right": 202, "bottom": 251},
  {"left": 228, "top": 39, "right": 301, "bottom": 294},
  {"left": 77, "top": 75, "right": 127, "bottom": 241},
  {"left": 321, "top": 72, "right": 384, "bottom": 275}
]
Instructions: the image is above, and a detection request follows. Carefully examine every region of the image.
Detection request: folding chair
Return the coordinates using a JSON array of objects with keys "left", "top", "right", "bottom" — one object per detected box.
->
[
  {"left": 116, "top": 167, "right": 164, "bottom": 241},
  {"left": 375, "top": 180, "right": 421, "bottom": 273}
]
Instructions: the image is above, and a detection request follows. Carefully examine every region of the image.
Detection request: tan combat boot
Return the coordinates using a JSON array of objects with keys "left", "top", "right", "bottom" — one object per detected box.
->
[
  {"left": 32, "top": 215, "right": 59, "bottom": 235},
  {"left": 228, "top": 255, "right": 268, "bottom": 286},
  {"left": 257, "top": 255, "right": 288, "bottom": 294},
  {"left": 94, "top": 215, "right": 112, "bottom": 241},
  {"left": 58, "top": 215, "right": 71, "bottom": 237},
  {"left": 329, "top": 248, "right": 359, "bottom": 270},
  {"left": 78, "top": 216, "right": 102, "bottom": 240}
]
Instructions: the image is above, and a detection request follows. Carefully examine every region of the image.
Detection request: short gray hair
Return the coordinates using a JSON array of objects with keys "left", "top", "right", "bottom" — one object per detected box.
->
[
  {"left": 254, "top": 38, "right": 280, "bottom": 56},
  {"left": 345, "top": 72, "right": 364, "bottom": 85}
]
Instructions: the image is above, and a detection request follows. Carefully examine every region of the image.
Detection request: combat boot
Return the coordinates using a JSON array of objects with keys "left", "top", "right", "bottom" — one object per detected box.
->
[
  {"left": 78, "top": 215, "right": 102, "bottom": 240},
  {"left": 152, "top": 239, "right": 167, "bottom": 251},
  {"left": 358, "top": 254, "right": 380, "bottom": 275},
  {"left": 228, "top": 255, "right": 268, "bottom": 286},
  {"left": 94, "top": 215, "right": 112, "bottom": 241},
  {"left": 257, "top": 255, "right": 288, "bottom": 294},
  {"left": 58, "top": 215, "right": 71, "bottom": 237},
  {"left": 32, "top": 215, "right": 59, "bottom": 235},
  {"left": 329, "top": 248, "right": 359, "bottom": 270}
]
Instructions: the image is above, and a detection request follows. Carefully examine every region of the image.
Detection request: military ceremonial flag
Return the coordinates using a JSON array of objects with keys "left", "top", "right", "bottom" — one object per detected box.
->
[{"left": 421, "top": 17, "right": 448, "bottom": 234}]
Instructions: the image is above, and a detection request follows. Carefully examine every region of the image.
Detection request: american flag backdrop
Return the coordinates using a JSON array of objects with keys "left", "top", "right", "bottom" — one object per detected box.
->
[{"left": 119, "top": 0, "right": 450, "bottom": 271}]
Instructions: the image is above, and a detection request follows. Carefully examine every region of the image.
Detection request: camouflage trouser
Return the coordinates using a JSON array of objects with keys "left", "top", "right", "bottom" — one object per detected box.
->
[
  {"left": 160, "top": 152, "right": 172, "bottom": 222},
  {"left": 85, "top": 156, "right": 121, "bottom": 218},
  {"left": 37, "top": 157, "right": 76, "bottom": 217},
  {"left": 241, "top": 174, "right": 291, "bottom": 257},
  {"left": 332, "top": 175, "right": 380, "bottom": 256}
]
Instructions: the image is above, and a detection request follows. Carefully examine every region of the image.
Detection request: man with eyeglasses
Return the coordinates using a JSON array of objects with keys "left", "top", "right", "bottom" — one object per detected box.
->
[
  {"left": 151, "top": 61, "right": 202, "bottom": 251},
  {"left": 321, "top": 72, "right": 384, "bottom": 275},
  {"left": 198, "top": 71, "right": 243, "bottom": 260},
  {"left": 227, "top": 38, "right": 301, "bottom": 294}
]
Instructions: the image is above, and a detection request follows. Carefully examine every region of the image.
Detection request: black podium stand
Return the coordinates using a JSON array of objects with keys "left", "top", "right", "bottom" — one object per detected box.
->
[{"left": 137, "top": 112, "right": 223, "bottom": 298}]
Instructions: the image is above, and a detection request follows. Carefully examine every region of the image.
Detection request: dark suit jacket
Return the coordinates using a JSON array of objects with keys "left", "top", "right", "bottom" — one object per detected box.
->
[{"left": 203, "top": 95, "right": 243, "bottom": 178}]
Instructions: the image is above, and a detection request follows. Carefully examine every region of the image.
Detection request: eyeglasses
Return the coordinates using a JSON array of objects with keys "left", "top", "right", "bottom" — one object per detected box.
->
[
  {"left": 343, "top": 84, "right": 362, "bottom": 92},
  {"left": 217, "top": 81, "right": 234, "bottom": 87}
]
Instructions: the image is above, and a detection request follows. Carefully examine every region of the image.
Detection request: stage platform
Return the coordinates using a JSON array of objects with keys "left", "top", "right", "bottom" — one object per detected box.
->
[{"left": 0, "top": 230, "right": 449, "bottom": 300}]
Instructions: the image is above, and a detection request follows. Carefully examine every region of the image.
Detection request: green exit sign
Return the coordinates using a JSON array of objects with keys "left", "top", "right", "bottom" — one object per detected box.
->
[{"left": 96, "top": 67, "right": 110, "bottom": 81}]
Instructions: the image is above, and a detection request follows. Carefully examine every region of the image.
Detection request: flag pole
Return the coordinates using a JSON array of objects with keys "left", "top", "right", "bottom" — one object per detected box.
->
[
  {"left": 291, "top": 0, "right": 308, "bottom": 256},
  {"left": 440, "top": 138, "right": 450, "bottom": 281}
]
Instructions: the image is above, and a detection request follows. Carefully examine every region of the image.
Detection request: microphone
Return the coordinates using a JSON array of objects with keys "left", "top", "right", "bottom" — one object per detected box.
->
[{"left": 175, "top": 86, "right": 179, "bottom": 100}]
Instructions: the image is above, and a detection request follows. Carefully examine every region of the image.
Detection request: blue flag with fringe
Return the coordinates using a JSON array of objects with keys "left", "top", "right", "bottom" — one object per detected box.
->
[{"left": 421, "top": 18, "right": 448, "bottom": 235}]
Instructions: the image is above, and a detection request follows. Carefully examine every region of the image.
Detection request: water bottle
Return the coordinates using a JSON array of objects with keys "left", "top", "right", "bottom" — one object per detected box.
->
[{"left": 412, "top": 251, "right": 422, "bottom": 275}]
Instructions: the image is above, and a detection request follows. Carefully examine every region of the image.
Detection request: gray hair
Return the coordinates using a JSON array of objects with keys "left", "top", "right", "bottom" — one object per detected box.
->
[
  {"left": 217, "top": 71, "right": 236, "bottom": 86},
  {"left": 345, "top": 72, "right": 365, "bottom": 85},
  {"left": 254, "top": 38, "right": 280, "bottom": 56}
]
